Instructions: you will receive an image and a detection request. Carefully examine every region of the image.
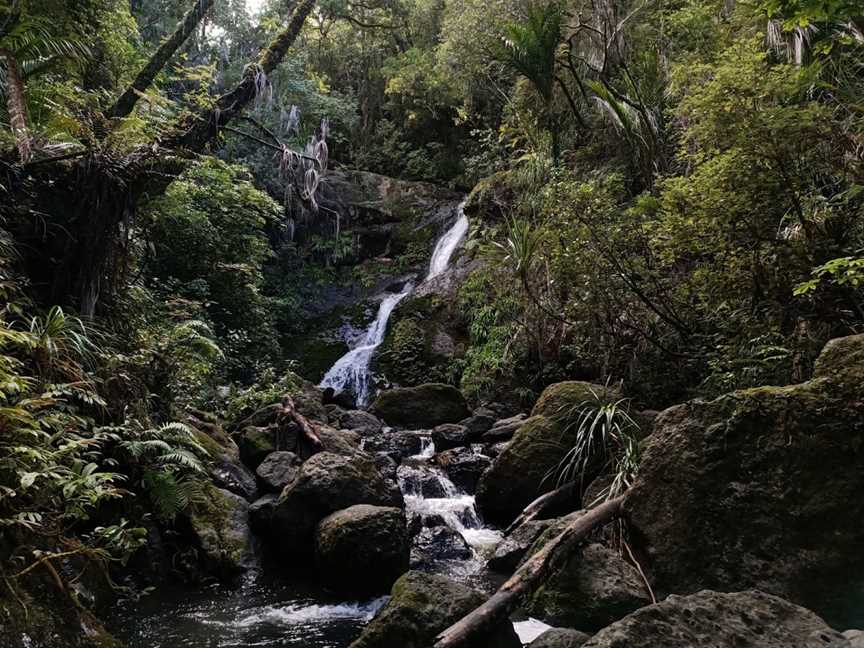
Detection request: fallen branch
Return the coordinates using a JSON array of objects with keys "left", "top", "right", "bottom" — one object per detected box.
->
[
  {"left": 433, "top": 496, "right": 625, "bottom": 648},
  {"left": 504, "top": 481, "right": 581, "bottom": 536},
  {"left": 279, "top": 395, "right": 322, "bottom": 449}
]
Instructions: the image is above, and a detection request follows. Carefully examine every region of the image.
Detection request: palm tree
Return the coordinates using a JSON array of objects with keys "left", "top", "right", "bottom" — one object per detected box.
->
[
  {"left": 494, "top": 4, "right": 565, "bottom": 162},
  {"left": 0, "top": 10, "right": 89, "bottom": 161}
]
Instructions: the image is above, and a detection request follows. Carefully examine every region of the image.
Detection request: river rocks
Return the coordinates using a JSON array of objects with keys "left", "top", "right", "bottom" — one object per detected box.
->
[
  {"left": 185, "top": 486, "right": 253, "bottom": 577},
  {"left": 237, "top": 426, "right": 279, "bottom": 469},
  {"left": 624, "top": 334, "right": 864, "bottom": 627},
  {"left": 580, "top": 590, "right": 851, "bottom": 648},
  {"left": 432, "top": 423, "right": 470, "bottom": 450},
  {"left": 487, "top": 519, "right": 551, "bottom": 573},
  {"left": 192, "top": 422, "right": 259, "bottom": 501},
  {"left": 248, "top": 493, "right": 278, "bottom": 530},
  {"left": 269, "top": 451, "right": 402, "bottom": 550},
  {"left": 458, "top": 413, "right": 496, "bottom": 438},
  {"left": 530, "top": 629, "right": 592, "bottom": 648},
  {"left": 371, "top": 383, "right": 470, "bottom": 428},
  {"left": 314, "top": 505, "right": 409, "bottom": 596},
  {"left": 255, "top": 451, "right": 301, "bottom": 492},
  {"left": 411, "top": 525, "right": 473, "bottom": 566},
  {"left": 434, "top": 446, "right": 491, "bottom": 493},
  {"left": 361, "top": 430, "right": 425, "bottom": 459},
  {"left": 348, "top": 571, "right": 522, "bottom": 648},
  {"left": 524, "top": 543, "right": 650, "bottom": 631},
  {"left": 339, "top": 409, "right": 384, "bottom": 434},
  {"left": 481, "top": 413, "right": 526, "bottom": 442}
]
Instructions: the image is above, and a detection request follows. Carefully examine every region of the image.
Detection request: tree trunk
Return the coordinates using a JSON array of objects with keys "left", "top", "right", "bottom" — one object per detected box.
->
[
  {"left": 433, "top": 496, "right": 625, "bottom": 648},
  {"left": 1, "top": 49, "right": 31, "bottom": 162}
]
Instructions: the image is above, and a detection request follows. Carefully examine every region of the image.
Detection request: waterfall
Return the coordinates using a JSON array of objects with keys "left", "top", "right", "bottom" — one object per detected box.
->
[
  {"left": 319, "top": 201, "right": 469, "bottom": 407},
  {"left": 427, "top": 201, "right": 468, "bottom": 281}
]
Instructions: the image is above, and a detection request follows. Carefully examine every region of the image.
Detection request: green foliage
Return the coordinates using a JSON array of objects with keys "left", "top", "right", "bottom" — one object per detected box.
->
[{"left": 795, "top": 257, "right": 864, "bottom": 294}]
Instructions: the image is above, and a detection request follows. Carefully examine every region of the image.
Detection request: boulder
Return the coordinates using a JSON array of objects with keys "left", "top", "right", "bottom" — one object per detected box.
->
[
  {"left": 524, "top": 543, "right": 650, "bottom": 631},
  {"left": 269, "top": 451, "right": 403, "bottom": 550},
  {"left": 411, "top": 525, "right": 473, "bottom": 567},
  {"left": 530, "top": 629, "right": 592, "bottom": 648},
  {"left": 315, "top": 505, "right": 409, "bottom": 596},
  {"left": 580, "top": 590, "right": 851, "bottom": 648},
  {"left": 458, "top": 413, "right": 496, "bottom": 439},
  {"left": 432, "top": 423, "right": 471, "bottom": 451},
  {"left": 487, "top": 519, "right": 551, "bottom": 573},
  {"left": 255, "top": 451, "right": 301, "bottom": 492},
  {"left": 362, "top": 430, "right": 425, "bottom": 459},
  {"left": 845, "top": 631, "right": 864, "bottom": 647},
  {"left": 193, "top": 423, "right": 258, "bottom": 501},
  {"left": 476, "top": 382, "right": 621, "bottom": 526},
  {"left": 315, "top": 425, "right": 361, "bottom": 457},
  {"left": 398, "top": 463, "right": 455, "bottom": 498},
  {"left": 624, "top": 334, "right": 864, "bottom": 627},
  {"left": 434, "top": 447, "right": 491, "bottom": 493},
  {"left": 237, "top": 426, "right": 279, "bottom": 469},
  {"left": 339, "top": 409, "right": 384, "bottom": 434},
  {"left": 348, "top": 571, "right": 522, "bottom": 648},
  {"left": 185, "top": 486, "right": 253, "bottom": 577},
  {"left": 371, "top": 383, "right": 470, "bottom": 428},
  {"left": 248, "top": 493, "right": 278, "bottom": 531}
]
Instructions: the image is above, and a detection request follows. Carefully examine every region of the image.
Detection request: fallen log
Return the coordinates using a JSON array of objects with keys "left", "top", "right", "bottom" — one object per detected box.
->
[
  {"left": 279, "top": 395, "right": 323, "bottom": 449},
  {"left": 504, "top": 481, "right": 581, "bottom": 536},
  {"left": 433, "top": 495, "right": 625, "bottom": 648}
]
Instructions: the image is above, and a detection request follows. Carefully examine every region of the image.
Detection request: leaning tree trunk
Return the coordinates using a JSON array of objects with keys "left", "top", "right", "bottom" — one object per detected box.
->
[{"left": 0, "top": 49, "right": 31, "bottom": 162}]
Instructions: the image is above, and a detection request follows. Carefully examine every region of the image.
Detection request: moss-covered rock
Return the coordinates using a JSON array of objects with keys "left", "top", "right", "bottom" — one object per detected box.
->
[
  {"left": 524, "top": 543, "right": 650, "bottom": 631},
  {"left": 531, "top": 381, "right": 622, "bottom": 422},
  {"left": 370, "top": 383, "right": 469, "bottom": 428},
  {"left": 186, "top": 485, "right": 253, "bottom": 578},
  {"left": 314, "top": 505, "right": 409, "bottom": 596},
  {"left": 348, "top": 571, "right": 521, "bottom": 648},
  {"left": 624, "top": 334, "right": 864, "bottom": 628}
]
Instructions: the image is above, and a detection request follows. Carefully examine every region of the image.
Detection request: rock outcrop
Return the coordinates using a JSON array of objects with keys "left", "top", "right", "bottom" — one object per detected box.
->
[
  {"left": 624, "top": 334, "right": 864, "bottom": 627},
  {"left": 580, "top": 590, "right": 851, "bottom": 648},
  {"left": 314, "top": 504, "right": 409, "bottom": 595},
  {"left": 371, "top": 383, "right": 470, "bottom": 428},
  {"left": 348, "top": 571, "right": 521, "bottom": 648},
  {"left": 476, "top": 382, "right": 621, "bottom": 526}
]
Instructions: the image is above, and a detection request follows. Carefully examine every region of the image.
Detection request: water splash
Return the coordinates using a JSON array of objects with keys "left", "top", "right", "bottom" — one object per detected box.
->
[{"left": 319, "top": 286, "right": 413, "bottom": 407}]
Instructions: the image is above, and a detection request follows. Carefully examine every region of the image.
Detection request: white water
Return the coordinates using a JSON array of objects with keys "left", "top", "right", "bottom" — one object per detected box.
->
[
  {"left": 319, "top": 286, "right": 413, "bottom": 407},
  {"left": 319, "top": 202, "right": 469, "bottom": 406},
  {"left": 512, "top": 618, "right": 554, "bottom": 644},
  {"left": 427, "top": 202, "right": 469, "bottom": 281}
]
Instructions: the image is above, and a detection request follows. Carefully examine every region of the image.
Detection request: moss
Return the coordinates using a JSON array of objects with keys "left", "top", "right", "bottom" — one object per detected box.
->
[{"left": 532, "top": 381, "right": 623, "bottom": 424}]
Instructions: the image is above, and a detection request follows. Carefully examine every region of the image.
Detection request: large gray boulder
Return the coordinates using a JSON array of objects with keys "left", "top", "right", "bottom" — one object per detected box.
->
[
  {"left": 524, "top": 543, "right": 650, "bottom": 631},
  {"left": 348, "top": 571, "right": 521, "bottom": 648},
  {"left": 255, "top": 451, "right": 301, "bottom": 492},
  {"left": 581, "top": 590, "right": 851, "bottom": 648},
  {"left": 315, "top": 505, "right": 409, "bottom": 595},
  {"left": 269, "top": 451, "right": 402, "bottom": 551},
  {"left": 185, "top": 486, "right": 253, "bottom": 577},
  {"left": 371, "top": 383, "right": 469, "bottom": 428},
  {"left": 624, "top": 334, "right": 864, "bottom": 627}
]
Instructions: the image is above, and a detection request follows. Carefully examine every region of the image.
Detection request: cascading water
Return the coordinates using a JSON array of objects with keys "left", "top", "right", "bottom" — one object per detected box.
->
[
  {"left": 319, "top": 201, "right": 469, "bottom": 406},
  {"left": 319, "top": 286, "right": 413, "bottom": 407}
]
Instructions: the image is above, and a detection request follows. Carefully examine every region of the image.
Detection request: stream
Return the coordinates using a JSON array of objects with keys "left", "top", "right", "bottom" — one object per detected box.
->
[{"left": 110, "top": 202, "right": 548, "bottom": 646}]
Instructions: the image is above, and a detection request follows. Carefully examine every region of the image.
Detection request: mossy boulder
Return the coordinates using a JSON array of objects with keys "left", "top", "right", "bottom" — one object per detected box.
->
[
  {"left": 268, "top": 451, "right": 403, "bottom": 552},
  {"left": 524, "top": 543, "right": 650, "bottom": 631},
  {"left": 624, "top": 334, "right": 864, "bottom": 628},
  {"left": 237, "top": 426, "right": 279, "bottom": 469},
  {"left": 370, "top": 383, "right": 469, "bottom": 428},
  {"left": 255, "top": 451, "right": 301, "bottom": 492},
  {"left": 314, "top": 504, "right": 409, "bottom": 595},
  {"left": 580, "top": 590, "right": 851, "bottom": 648},
  {"left": 476, "top": 382, "right": 620, "bottom": 526},
  {"left": 348, "top": 571, "right": 521, "bottom": 648},
  {"left": 185, "top": 485, "right": 253, "bottom": 578}
]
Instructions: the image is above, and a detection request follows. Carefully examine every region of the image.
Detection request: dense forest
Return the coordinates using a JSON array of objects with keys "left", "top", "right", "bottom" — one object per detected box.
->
[{"left": 1, "top": 0, "right": 863, "bottom": 646}]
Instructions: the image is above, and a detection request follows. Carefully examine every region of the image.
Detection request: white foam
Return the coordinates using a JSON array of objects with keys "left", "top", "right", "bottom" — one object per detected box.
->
[{"left": 229, "top": 597, "right": 388, "bottom": 629}]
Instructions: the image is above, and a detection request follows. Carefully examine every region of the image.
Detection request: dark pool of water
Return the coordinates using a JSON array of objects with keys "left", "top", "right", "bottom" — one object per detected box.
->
[{"left": 109, "top": 573, "right": 387, "bottom": 648}]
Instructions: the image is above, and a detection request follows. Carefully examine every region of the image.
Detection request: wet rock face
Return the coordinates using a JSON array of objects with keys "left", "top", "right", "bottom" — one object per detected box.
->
[
  {"left": 339, "top": 410, "right": 384, "bottom": 434},
  {"left": 431, "top": 423, "right": 470, "bottom": 451},
  {"left": 624, "top": 334, "right": 864, "bottom": 627},
  {"left": 411, "top": 525, "right": 473, "bottom": 567},
  {"left": 348, "top": 571, "right": 522, "bottom": 648},
  {"left": 481, "top": 413, "right": 525, "bottom": 443},
  {"left": 362, "top": 430, "right": 425, "bottom": 460},
  {"left": 581, "top": 590, "right": 852, "bottom": 648},
  {"left": 314, "top": 504, "right": 409, "bottom": 596},
  {"left": 268, "top": 451, "right": 403, "bottom": 551},
  {"left": 487, "top": 519, "right": 551, "bottom": 573},
  {"left": 185, "top": 486, "right": 253, "bottom": 578},
  {"left": 529, "top": 628, "right": 592, "bottom": 648},
  {"left": 255, "top": 451, "right": 301, "bottom": 492},
  {"left": 434, "top": 447, "right": 491, "bottom": 493},
  {"left": 524, "top": 543, "right": 651, "bottom": 631},
  {"left": 370, "top": 383, "right": 470, "bottom": 428}
]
